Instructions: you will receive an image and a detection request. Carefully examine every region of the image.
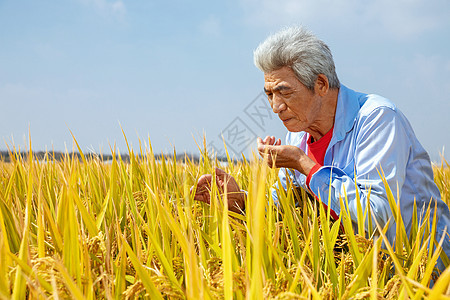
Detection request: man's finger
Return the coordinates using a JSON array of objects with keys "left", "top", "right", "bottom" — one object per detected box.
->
[
  {"left": 214, "top": 168, "right": 231, "bottom": 190},
  {"left": 270, "top": 136, "right": 275, "bottom": 145},
  {"left": 214, "top": 167, "right": 228, "bottom": 179},
  {"left": 193, "top": 192, "right": 210, "bottom": 204},
  {"left": 194, "top": 185, "right": 209, "bottom": 194},
  {"left": 196, "top": 174, "right": 213, "bottom": 187},
  {"left": 260, "top": 143, "right": 278, "bottom": 154},
  {"left": 257, "top": 138, "right": 267, "bottom": 152}
]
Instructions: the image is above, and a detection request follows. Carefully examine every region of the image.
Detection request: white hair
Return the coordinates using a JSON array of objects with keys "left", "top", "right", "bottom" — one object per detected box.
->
[{"left": 254, "top": 26, "right": 340, "bottom": 90}]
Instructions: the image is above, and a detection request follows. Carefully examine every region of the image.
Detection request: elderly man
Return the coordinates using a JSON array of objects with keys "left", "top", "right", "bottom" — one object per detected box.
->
[{"left": 194, "top": 26, "right": 450, "bottom": 271}]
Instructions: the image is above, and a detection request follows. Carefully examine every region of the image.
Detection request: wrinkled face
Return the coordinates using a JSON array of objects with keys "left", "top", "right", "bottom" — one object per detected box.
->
[{"left": 264, "top": 66, "right": 322, "bottom": 133}]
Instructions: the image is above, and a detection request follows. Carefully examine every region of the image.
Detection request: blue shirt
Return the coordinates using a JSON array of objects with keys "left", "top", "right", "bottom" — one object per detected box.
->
[{"left": 272, "top": 85, "right": 450, "bottom": 270}]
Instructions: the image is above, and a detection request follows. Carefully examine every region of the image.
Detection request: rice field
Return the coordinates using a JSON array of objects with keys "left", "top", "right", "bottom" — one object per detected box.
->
[{"left": 0, "top": 138, "right": 450, "bottom": 299}]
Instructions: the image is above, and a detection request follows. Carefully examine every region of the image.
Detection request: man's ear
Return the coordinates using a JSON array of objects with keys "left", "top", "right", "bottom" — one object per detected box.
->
[{"left": 315, "top": 74, "right": 329, "bottom": 96}]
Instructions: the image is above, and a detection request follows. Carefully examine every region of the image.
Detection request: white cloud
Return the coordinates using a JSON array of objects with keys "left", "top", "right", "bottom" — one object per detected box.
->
[
  {"left": 363, "top": 0, "right": 444, "bottom": 39},
  {"left": 78, "top": 0, "right": 126, "bottom": 19},
  {"left": 111, "top": 1, "right": 125, "bottom": 14},
  {"left": 239, "top": 0, "right": 449, "bottom": 40}
]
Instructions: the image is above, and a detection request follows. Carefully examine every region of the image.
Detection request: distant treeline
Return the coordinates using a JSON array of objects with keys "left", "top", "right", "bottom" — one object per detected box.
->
[{"left": 0, "top": 151, "right": 231, "bottom": 163}]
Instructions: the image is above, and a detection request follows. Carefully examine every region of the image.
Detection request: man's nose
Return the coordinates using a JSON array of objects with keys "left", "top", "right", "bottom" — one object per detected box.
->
[{"left": 271, "top": 95, "right": 286, "bottom": 114}]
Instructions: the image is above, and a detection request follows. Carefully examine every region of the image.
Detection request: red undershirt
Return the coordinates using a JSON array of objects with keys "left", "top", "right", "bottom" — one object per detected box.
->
[
  {"left": 305, "top": 126, "right": 334, "bottom": 186},
  {"left": 305, "top": 126, "right": 339, "bottom": 221}
]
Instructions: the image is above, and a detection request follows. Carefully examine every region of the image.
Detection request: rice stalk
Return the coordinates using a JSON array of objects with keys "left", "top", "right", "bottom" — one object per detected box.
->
[{"left": 0, "top": 136, "right": 449, "bottom": 298}]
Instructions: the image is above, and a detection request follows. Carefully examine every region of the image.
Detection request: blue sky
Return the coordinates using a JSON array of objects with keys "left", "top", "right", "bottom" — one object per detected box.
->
[{"left": 1, "top": 0, "right": 449, "bottom": 161}]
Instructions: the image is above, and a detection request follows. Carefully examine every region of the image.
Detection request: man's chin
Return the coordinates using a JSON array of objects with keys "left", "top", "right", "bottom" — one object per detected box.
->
[{"left": 283, "top": 125, "right": 302, "bottom": 132}]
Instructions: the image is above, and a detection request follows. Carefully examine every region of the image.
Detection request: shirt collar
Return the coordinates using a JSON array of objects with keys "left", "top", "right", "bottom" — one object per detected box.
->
[{"left": 331, "top": 84, "right": 365, "bottom": 144}]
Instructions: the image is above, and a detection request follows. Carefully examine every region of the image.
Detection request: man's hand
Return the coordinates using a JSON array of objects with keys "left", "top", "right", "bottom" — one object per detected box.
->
[
  {"left": 257, "top": 136, "right": 316, "bottom": 175},
  {"left": 192, "top": 167, "right": 246, "bottom": 214}
]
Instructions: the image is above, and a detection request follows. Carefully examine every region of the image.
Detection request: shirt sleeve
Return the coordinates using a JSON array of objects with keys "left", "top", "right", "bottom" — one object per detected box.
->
[
  {"left": 308, "top": 107, "right": 411, "bottom": 235},
  {"left": 306, "top": 163, "right": 322, "bottom": 189}
]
